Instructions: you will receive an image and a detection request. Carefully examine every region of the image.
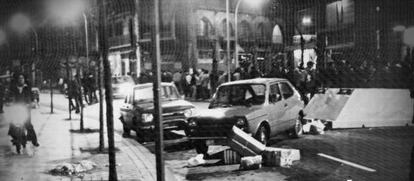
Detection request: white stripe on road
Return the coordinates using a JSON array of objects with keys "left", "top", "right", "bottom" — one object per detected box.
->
[{"left": 317, "top": 153, "right": 376, "bottom": 172}]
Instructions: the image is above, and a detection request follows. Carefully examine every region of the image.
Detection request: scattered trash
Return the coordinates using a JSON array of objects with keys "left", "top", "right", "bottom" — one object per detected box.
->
[
  {"left": 49, "top": 160, "right": 97, "bottom": 176},
  {"left": 239, "top": 155, "right": 262, "bottom": 170},
  {"left": 187, "top": 154, "right": 206, "bottom": 167},
  {"left": 262, "top": 147, "right": 300, "bottom": 168},
  {"left": 303, "top": 119, "right": 326, "bottom": 135}
]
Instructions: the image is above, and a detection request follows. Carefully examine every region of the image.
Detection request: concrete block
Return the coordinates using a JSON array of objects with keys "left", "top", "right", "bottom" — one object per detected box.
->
[
  {"left": 239, "top": 155, "right": 262, "bottom": 170},
  {"left": 262, "top": 147, "right": 300, "bottom": 168}
]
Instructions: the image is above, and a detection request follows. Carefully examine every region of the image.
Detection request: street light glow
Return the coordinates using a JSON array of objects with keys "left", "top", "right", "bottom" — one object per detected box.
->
[
  {"left": 302, "top": 16, "right": 312, "bottom": 25},
  {"left": 9, "top": 13, "right": 32, "bottom": 34},
  {"left": 45, "top": 0, "right": 85, "bottom": 26},
  {"left": 403, "top": 27, "right": 414, "bottom": 47},
  {"left": 393, "top": 25, "right": 406, "bottom": 32}
]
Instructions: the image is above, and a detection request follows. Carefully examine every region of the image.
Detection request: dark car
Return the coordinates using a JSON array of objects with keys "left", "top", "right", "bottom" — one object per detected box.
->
[
  {"left": 187, "top": 78, "right": 305, "bottom": 148},
  {"left": 119, "top": 82, "right": 196, "bottom": 139}
]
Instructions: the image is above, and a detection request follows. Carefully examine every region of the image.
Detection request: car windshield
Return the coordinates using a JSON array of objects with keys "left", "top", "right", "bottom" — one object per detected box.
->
[
  {"left": 133, "top": 85, "right": 180, "bottom": 102},
  {"left": 210, "top": 84, "right": 266, "bottom": 107},
  {"left": 112, "top": 76, "right": 133, "bottom": 84}
]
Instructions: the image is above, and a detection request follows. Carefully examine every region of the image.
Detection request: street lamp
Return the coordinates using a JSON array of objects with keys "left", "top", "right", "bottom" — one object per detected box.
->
[
  {"left": 82, "top": 12, "right": 89, "bottom": 70},
  {"left": 234, "top": 0, "right": 265, "bottom": 68}
]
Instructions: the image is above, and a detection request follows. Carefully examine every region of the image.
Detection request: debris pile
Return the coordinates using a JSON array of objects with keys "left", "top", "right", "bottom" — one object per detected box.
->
[
  {"left": 303, "top": 119, "right": 326, "bottom": 134},
  {"left": 49, "top": 160, "right": 96, "bottom": 176}
]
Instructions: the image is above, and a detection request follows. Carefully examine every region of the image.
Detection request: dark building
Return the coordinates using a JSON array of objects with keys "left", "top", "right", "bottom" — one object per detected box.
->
[
  {"left": 279, "top": 0, "right": 414, "bottom": 70},
  {"left": 106, "top": 0, "right": 285, "bottom": 77}
]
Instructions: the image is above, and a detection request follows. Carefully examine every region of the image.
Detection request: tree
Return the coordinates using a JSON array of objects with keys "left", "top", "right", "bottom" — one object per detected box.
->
[{"left": 98, "top": 0, "right": 117, "bottom": 180}]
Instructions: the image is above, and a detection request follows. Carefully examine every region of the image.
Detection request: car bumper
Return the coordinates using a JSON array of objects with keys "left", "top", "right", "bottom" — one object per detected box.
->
[{"left": 137, "top": 119, "right": 188, "bottom": 131}]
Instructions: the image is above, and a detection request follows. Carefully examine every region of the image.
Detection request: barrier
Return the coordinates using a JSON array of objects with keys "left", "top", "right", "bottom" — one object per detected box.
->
[
  {"left": 334, "top": 89, "right": 413, "bottom": 128},
  {"left": 303, "top": 88, "right": 349, "bottom": 121},
  {"left": 304, "top": 88, "right": 414, "bottom": 128}
]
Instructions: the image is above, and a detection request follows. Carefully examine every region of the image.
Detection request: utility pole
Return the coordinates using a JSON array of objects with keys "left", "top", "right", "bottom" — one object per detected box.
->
[
  {"left": 226, "top": 0, "right": 231, "bottom": 82},
  {"left": 151, "top": 0, "right": 164, "bottom": 180},
  {"left": 98, "top": 0, "right": 118, "bottom": 180}
]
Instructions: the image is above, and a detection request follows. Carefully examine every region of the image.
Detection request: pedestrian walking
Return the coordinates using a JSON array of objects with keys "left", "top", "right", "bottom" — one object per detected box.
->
[
  {"left": 8, "top": 73, "right": 39, "bottom": 147},
  {"left": 68, "top": 76, "right": 82, "bottom": 113}
]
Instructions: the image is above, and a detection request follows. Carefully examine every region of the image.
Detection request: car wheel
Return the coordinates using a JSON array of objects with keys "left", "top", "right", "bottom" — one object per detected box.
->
[
  {"left": 290, "top": 116, "right": 303, "bottom": 138},
  {"left": 136, "top": 129, "right": 151, "bottom": 142},
  {"left": 255, "top": 125, "right": 269, "bottom": 146}
]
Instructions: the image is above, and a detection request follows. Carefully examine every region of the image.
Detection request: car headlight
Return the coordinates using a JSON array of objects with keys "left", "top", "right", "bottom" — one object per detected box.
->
[
  {"left": 235, "top": 117, "right": 247, "bottom": 128},
  {"left": 187, "top": 119, "right": 197, "bottom": 127},
  {"left": 184, "top": 108, "right": 196, "bottom": 117},
  {"left": 141, "top": 113, "right": 153, "bottom": 123}
]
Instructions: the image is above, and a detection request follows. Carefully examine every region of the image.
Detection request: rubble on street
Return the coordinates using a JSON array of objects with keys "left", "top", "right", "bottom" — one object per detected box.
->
[{"left": 49, "top": 160, "right": 97, "bottom": 177}]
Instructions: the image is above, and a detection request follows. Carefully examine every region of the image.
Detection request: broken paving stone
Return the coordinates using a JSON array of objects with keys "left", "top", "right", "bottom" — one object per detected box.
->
[
  {"left": 50, "top": 160, "right": 97, "bottom": 176},
  {"left": 239, "top": 155, "right": 262, "bottom": 170}
]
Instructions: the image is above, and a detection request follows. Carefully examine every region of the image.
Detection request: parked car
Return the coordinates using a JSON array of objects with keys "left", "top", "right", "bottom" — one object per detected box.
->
[
  {"left": 112, "top": 76, "right": 135, "bottom": 99},
  {"left": 186, "top": 78, "right": 305, "bottom": 153},
  {"left": 119, "top": 82, "right": 196, "bottom": 140}
]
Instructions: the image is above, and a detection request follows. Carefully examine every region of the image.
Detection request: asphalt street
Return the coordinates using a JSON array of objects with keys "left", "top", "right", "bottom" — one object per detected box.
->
[{"left": 39, "top": 93, "right": 414, "bottom": 181}]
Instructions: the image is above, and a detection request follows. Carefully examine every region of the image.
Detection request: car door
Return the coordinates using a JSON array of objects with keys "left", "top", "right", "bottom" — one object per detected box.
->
[
  {"left": 120, "top": 90, "right": 135, "bottom": 128},
  {"left": 278, "top": 81, "right": 297, "bottom": 130},
  {"left": 267, "top": 83, "right": 285, "bottom": 136}
]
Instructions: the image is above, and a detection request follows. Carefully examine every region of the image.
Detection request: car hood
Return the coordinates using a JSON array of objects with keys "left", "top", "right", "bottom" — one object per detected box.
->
[
  {"left": 136, "top": 99, "right": 194, "bottom": 113},
  {"left": 195, "top": 105, "right": 263, "bottom": 119}
]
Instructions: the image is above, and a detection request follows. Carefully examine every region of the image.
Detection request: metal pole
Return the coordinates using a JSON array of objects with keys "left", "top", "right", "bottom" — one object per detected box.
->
[
  {"left": 50, "top": 79, "right": 53, "bottom": 113},
  {"left": 32, "top": 28, "right": 38, "bottom": 86},
  {"left": 83, "top": 13, "right": 89, "bottom": 69},
  {"left": 226, "top": 0, "right": 231, "bottom": 82},
  {"left": 152, "top": 0, "right": 164, "bottom": 180},
  {"left": 234, "top": 0, "right": 243, "bottom": 68},
  {"left": 66, "top": 58, "right": 71, "bottom": 120}
]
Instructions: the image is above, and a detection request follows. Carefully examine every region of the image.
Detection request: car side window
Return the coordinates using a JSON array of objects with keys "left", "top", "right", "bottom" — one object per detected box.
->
[
  {"left": 269, "top": 83, "right": 281, "bottom": 103},
  {"left": 279, "top": 82, "right": 294, "bottom": 99}
]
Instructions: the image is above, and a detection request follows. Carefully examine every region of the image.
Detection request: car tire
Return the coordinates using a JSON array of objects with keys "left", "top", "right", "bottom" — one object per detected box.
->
[
  {"left": 255, "top": 124, "right": 269, "bottom": 146},
  {"left": 136, "top": 129, "right": 151, "bottom": 142},
  {"left": 290, "top": 116, "right": 303, "bottom": 138}
]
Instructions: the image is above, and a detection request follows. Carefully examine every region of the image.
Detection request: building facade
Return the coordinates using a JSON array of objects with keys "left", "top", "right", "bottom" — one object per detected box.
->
[
  {"left": 106, "top": 0, "right": 286, "bottom": 77},
  {"left": 283, "top": 0, "right": 414, "bottom": 70}
]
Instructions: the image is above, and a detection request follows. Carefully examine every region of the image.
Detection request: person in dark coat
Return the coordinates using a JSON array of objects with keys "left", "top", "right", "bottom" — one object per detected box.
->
[{"left": 8, "top": 73, "right": 39, "bottom": 147}]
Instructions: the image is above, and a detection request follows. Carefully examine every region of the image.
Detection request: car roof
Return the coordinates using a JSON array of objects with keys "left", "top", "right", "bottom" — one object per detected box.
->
[
  {"left": 220, "top": 78, "right": 288, "bottom": 86},
  {"left": 133, "top": 82, "right": 175, "bottom": 88}
]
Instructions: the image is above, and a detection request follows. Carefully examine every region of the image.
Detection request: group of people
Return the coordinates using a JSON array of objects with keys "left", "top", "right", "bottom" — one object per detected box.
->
[
  {"left": 64, "top": 73, "right": 99, "bottom": 113},
  {"left": 0, "top": 73, "right": 40, "bottom": 149}
]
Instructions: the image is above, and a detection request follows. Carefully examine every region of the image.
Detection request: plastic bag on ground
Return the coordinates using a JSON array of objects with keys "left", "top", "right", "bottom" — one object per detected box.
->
[{"left": 187, "top": 154, "right": 206, "bottom": 167}]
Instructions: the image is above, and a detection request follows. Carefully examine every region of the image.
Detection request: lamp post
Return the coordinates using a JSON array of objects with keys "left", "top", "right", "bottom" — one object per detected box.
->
[
  {"left": 82, "top": 13, "right": 89, "bottom": 69},
  {"left": 31, "top": 28, "right": 38, "bottom": 86},
  {"left": 226, "top": 0, "right": 231, "bottom": 82},
  {"left": 234, "top": 0, "right": 243, "bottom": 68},
  {"left": 234, "top": 0, "right": 265, "bottom": 69}
]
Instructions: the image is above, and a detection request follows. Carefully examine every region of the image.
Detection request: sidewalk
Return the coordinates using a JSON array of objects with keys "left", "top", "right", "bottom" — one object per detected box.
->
[{"left": 0, "top": 96, "right": 178, "bottom": 180}]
